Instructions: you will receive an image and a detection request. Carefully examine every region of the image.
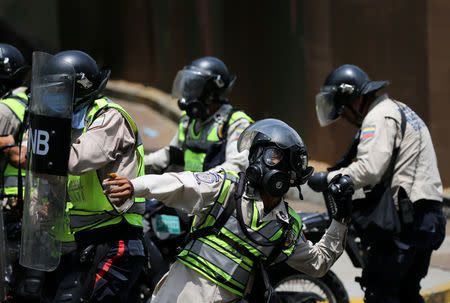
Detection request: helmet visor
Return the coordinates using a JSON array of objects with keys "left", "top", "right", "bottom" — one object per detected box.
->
[
  {"left": 237, "top": 119, "right": 304, "bottom": 152},
  {"left": 171, "top": 69, "right": 212, "bottom": 100},
  {"left": 315, "top": 90, "right": 340, "bottom": 127}
]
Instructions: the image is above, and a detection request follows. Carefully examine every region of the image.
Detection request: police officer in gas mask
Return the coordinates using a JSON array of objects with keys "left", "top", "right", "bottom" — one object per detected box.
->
[
  {"left": 103, "top": 118, "right": 353, "bottom": 303},
  {"left": 36, "top": 50, "right": 146, "bottom": 303},
  {"left": 144, "top": 56, "right": 253, "bottom": 174},
  {"left": 312, "top": 64, "right": 446, "bottom": 303}
]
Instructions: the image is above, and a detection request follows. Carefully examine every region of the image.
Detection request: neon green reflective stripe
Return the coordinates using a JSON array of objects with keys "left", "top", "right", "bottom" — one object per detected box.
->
[
  {"left": 217, "top": 179, "right": 231, "bottom": 203},
  {"left": 183, "top": 149, "right": 205, "bottom": 172},
  {"left": 179, "top": 252, "right": 246, "bottom": 295},
  {"left": 206, "top": 125, "right": 220, "bottom": 141},
  {"left": 288, "top": 207, "right": 302, "bottom": 228},
  {"left": 250, "top": 202, "right": 270, "bottom": 231},
  {"left": 201, "top": 235, "right": 253, "bottom": 269},
  {"left": 269, "top": 229, "right": 283, "bottom": 241},
  {"left": 220, "top": 228, "right": 263, "bottom": 259},
  {"left": 0, "top": 98, "right": 26, "bottom": 121},
  {"left": 59, "top": 202, "right": 75, "bottom": 242},
  {"left": 178, "top": 111, "right": 188, "bottom": 142},
  {"left": 189, "top": 120, "right": 201, "bottom": 139},
  {"left": 198, "top": 214, "right": 216, "bottom": 230},
  {"left": 14, "top": 92, "right": 28, "bottom": 100},
  {"left": 178, "top": 121, "right": 186, "bottom": 142},
  {"left": 226, "top": 171, "right": 239, "bottom": 178},
  {"left": 177, "top": 257, "right": 244, "bottom": 296},
  {"left": 3, "top": 186, "right": 24, "bottom": 195},
  {"left": 228, "top": 111, "right": 254, "bottom": 125}
]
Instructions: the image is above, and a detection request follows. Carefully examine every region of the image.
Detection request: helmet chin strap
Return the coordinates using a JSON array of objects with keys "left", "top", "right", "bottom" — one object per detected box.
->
[{"left": 344, "top": 95, "right": 369, "bottom": 127}]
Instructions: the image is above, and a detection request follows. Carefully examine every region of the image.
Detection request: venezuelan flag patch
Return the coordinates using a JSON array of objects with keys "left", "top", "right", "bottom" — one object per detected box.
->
[
  {"left": 235, "top": 128, "right": 244, "bottom": 139},
  {"left": 362, "top": 126, "right": 376, "bottom": 138}
]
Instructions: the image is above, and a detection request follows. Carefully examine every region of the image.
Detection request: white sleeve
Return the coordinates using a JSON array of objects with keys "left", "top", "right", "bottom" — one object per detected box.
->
[
  {"left": 131, "top": 171, "right": 226, "bottom": 215},
  {"left": 286, "top": 220, "right": 347, "bottom": 277}
]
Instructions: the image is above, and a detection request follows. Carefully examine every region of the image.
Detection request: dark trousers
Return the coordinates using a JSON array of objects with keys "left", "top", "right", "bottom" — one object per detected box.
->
[
  {"left": 363, "top": 200, "right": 446, "bottom": 303},
  {"left": 41, "top": 239, "right": 145, "bottom": 303}
]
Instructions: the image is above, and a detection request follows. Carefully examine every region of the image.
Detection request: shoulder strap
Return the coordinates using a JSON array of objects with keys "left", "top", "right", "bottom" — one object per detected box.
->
[
  {"left": 220, "top": 108, "right": 242, "bottom": 140},
  {"left": 179, "top": 171, "right": 242, "bottom": 247}
]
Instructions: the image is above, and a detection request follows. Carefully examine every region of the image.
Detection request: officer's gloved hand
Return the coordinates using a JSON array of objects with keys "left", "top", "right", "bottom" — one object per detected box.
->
[
  {"left": 328, "top": 174, "right": 354, "bottom": 223},
  {"left": 307, "top": 172, "right": 329, "bottom": 192}
]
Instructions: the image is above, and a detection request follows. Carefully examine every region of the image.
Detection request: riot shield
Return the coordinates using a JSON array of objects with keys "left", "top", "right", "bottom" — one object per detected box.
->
[{"left": 20, "top": 52, "right": 74, "bottom": 271}]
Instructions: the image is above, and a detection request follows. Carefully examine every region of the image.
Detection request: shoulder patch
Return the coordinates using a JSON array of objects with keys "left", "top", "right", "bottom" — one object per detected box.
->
[
  {"left": 193, "top": 172, "right": 221, "bottom": 184},
  {"left": 88, "top": 114, "right": 105, "bottom": 130},
  {"left": 361, "top": 125, "right": 376, "bottom": 138},
  {"left": 284, "top": 229, "right": 297, "bottom": 248},
  {"left": 234, "top": 128, "right": 244, "bottom": 139}
]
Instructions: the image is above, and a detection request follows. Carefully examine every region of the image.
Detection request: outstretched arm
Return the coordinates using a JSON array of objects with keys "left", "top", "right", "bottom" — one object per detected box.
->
[{"left": 103, "top": 171, "right": 227, "bottom": 215}]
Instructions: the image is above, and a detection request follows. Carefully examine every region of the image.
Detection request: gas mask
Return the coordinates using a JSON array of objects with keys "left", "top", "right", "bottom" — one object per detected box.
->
[
  {"left": 178, "top": 97, "right": 208, "bottom": 120},
  {"left": 246, "top": 146, "right": 293, "bottom": 198}
]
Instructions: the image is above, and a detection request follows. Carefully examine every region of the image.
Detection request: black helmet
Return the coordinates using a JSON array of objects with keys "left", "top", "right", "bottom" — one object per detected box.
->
[
  {"left": 237, "top": 119, "right": 314, "bottom": 197},
  {"left": 172, "top": 56, "right": 236, "bottom": 118},
  {"left": 315, "top": 64, "right": 389, "bottom": 126},
  {"left": 51, "top": 50, "right": 110, "bottom": 107},
  {"left": 0, "top": 43, "right": 29, "bottom": 96}
]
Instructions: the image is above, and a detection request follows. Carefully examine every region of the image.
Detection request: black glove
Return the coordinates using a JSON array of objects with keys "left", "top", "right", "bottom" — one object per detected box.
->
[
  {"left": 328, "top": 174, "right": 354, "bottom": 222},
  {"left": 307, "top": 172, "right": 329, "bottom": 192}
]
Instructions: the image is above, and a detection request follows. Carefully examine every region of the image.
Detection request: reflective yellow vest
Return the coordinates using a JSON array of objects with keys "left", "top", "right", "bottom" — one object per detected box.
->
[
  {"left": 66, "top": 98, "right": 145, "bottom": 240},
  {"left": 177, "top": 171, "right": 303, "bottom": 296},
  {"left": 178, "top": 105, "right": 253, "bottom": 172},
  {"left": 0, "top": 92, "right": 28, "bottom": 197}
]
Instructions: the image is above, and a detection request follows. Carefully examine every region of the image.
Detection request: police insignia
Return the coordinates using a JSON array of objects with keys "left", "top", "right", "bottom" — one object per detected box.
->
[
  {"left": 193, "top": 172, "right": 221, "bottom": 184},
  {"left": 284, "top": 229, "right": 296, "bottom": 248}
]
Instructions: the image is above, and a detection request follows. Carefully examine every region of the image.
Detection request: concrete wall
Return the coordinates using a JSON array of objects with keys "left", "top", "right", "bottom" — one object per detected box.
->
[
  {"left": 304, "top": 0, "right": 450, "bottom": 186},
  {"left": 1, "top": 0, "right": 449, "bottom": 185}
]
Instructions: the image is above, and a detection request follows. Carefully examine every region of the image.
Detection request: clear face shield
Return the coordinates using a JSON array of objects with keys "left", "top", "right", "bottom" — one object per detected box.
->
[
  {"left": 315, "top": 86, "right": 341, "bottom": 127},
  {"left": 171, "top": 68, "right": 215, "bottom": 102}
]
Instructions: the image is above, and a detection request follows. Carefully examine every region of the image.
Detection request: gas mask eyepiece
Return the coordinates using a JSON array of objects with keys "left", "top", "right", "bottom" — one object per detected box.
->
[{"left": 246, "top": 145, "right": 291, "bottom": 197}]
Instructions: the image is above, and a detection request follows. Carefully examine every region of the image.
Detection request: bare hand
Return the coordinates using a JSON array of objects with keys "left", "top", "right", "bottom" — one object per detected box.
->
[
  {"left": 7, "top": 146, "right": 27, "bottom": 168},
  {"left": 102, "top": 175, "right": 134, "bottom": 201},
  {"left": 0, "top": 135, "right": 15, "bottom": 150}
]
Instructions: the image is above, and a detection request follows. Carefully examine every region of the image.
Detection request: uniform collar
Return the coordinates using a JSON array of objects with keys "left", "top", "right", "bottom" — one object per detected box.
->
[{"left": 368, "top": 93, "right": 389, "bottom": 113}]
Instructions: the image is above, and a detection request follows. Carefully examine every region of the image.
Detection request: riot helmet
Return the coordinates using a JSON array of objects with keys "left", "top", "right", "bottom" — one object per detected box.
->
[
  {"left": 0, "top": 43, "right": 29, "bottom": 97},
  {"left": 237, "top": 119, "right": 314, "bottom": 198},
  {"left": 172, "top": 56, "right": 236, "bottom": 119},
  {"left": 50, "top": 50, "right": 110, "bottom": 110},
  {"left": 315, "top": 64, "right": 389, "bottom": 127}
]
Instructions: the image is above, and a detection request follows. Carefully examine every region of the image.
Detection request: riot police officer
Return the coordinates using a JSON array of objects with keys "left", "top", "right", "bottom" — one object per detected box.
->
[
  {"left": 103, "top": 118, "right": 353, "bottom": 303},
  {"left": 0, "top": 43, "right": 29, "bottom": 199},
  {"left": 38, "top": 50, "right": 146, "bottom": 303},
  {"left": 313, "top": 64, "right": 446, "bottom": 303},
  {"left": 145, "top": 56, "right": 253, "bottom": 174},
  {"left": 0, "top": 43, "right": 44, "bottom": 302}
]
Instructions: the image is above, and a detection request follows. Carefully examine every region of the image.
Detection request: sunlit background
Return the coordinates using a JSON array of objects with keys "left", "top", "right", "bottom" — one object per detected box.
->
[{"left": 1, "top": 0, "right": 449, "bottom": 188}]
